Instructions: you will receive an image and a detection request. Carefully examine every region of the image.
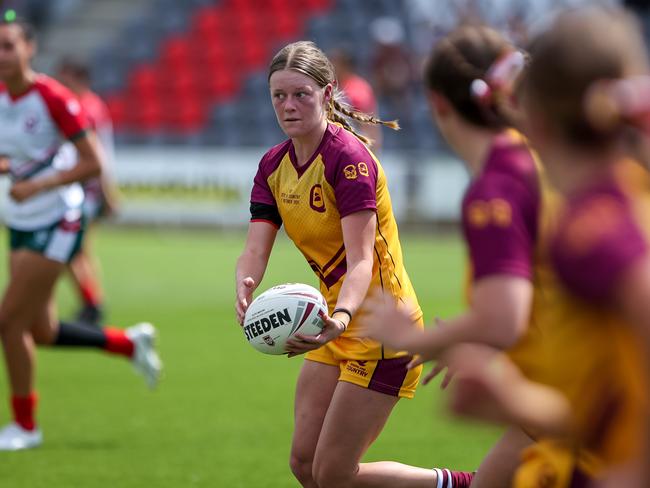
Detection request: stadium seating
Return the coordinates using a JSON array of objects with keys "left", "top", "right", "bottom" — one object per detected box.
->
[{"left": 93, "top": 0, "right": 438, "bottom": 149}]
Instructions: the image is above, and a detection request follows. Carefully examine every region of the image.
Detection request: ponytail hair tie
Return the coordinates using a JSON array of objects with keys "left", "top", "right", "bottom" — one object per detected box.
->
[
  {"left": 470, "top": 50, "right": 527, "bottom": 105},
  {"left": 585, "top": 76, "right": 650, "bottom": 133}
]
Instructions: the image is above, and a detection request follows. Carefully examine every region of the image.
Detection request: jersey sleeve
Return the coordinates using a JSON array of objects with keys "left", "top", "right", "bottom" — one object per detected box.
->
[
  {"left": 38, "top": 81, "right": 89, "bottom": 141},
  {"left": 551, "top": 197, "right": 647, "bottom": 302},
  {"left": 328, "top": 144, "right": 378, "bottom": 218},
  {"left": 463, "top": 174, "right": 538, "bottom": 282},
  {"left": 250, "top": 153, "right": 281, "bottom": 227}
]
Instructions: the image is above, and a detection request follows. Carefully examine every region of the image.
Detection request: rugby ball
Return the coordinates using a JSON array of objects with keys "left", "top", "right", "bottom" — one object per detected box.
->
[{"left": 243, "top": 283, "right": 328, "bottom": 355}]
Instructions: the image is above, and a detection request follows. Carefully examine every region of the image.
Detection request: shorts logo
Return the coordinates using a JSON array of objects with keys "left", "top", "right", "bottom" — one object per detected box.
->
[
  {"left": 358, "top": 162, "right": 369, "bottom": 177},
  {"left": 346, "top": 360, "right": 369, "bottom": 377},
  {"left": 33, "top": 230, "right": 48, "bottom": 247},
  {"left": 309, "top": 184, "right": 326, "bottom": 213},
  {"left": 343, "top": 164, "right": 358, "bottom": 180}
]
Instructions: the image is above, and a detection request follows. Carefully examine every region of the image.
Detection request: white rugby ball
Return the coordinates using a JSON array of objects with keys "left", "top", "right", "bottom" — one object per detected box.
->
[{"left": 243, "top": 283, "right": 328, "bottom": 355}]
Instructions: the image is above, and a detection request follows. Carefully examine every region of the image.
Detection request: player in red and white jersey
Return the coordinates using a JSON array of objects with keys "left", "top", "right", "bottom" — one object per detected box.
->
[
  {"left": 57, "top": 57, "right": 120, "bottom": 325},
  {"left": 330, "top": 48, "right": 383, "bottom": 152},
  {"left": 0, "top": 16, "right": 161, "bottom": 450}
]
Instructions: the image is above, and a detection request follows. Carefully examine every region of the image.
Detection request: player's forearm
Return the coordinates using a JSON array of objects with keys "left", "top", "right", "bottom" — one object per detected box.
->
[
  {"left": 444, "top": 310, "right": 524, "bottom": 350},
  {"left": 236, "top": 250, "right": 269, "bottom": 290},
  {"left": 334, "top": 258, "right": 373, "bottom": 315},
  {"left": 407, "top": 311, "right": 523, "bottom": 357},
  {"left": 37, "top": 157, "right": 101, "bottom": 191},
  {"left": 509, "top": 381, "right": 573, "bottom": 437}
]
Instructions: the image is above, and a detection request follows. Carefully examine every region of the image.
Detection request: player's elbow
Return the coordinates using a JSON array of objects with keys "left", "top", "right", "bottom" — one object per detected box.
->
[
  {"left": 81, "top": 154, "right": 102, "bottom": 179},
  {"left": 485, "top": 313, "right": 528, "bottom": 349}
]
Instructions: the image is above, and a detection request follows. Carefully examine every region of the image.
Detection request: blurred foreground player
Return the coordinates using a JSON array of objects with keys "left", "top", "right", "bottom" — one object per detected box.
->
[
  {"left": 57, "top": 57, "right": 120, "bottom": 325},
  {"left": 442, "top": 7, "right": 650, "bottom": 487},
  {"left": 364, "top": 25, "right": 566, "bottom": 488},
  {"left": 236, "top": 41, "right": 473, "bottom": 488},
  {"left": 0, "top": 15, "right": 161, "bottom": 450}
]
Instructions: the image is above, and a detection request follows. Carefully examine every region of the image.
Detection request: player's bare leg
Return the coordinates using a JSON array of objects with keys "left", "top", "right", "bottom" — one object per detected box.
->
[
  {"left": 290, "top": 360, "right": 340, "bottom": 487},
  {"left": 470, "top": 426, "right": 533, "bottom": 488},
  {"left": 0, "top": 250, "right": 61, "bottom": 448},
  {"left": 0, "top": 250, "right": 62, "bottom": 396},
  {"left": 312, "top": 381, "right": 437, "bottom": 488}
]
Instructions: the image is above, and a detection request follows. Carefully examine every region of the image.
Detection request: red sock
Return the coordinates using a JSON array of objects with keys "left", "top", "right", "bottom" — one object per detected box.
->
[
  {"left": 434, "top": 469, "right": 474, "bottom": 488},
  {"left": 11, "top": 392, "right": 37, "bottom": 431},
  {"left": 78, "top": 279, "right": 102, "bottom": 307},
  {"left": 103, "top": 328, "right": 134, "bottom": 358}
]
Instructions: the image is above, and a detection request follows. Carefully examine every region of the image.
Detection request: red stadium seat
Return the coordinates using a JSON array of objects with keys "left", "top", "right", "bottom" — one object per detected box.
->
[
  {"left": 109, "top": 0, "right": 336, "bottom": 133},
  {"left": 199, "top": 70, "right": 238, "bottom": 100},
  {"left": 160, "top": 36, "right": 193, "bottom": 71},
  {"left": 125, "top": 95, "right": 163, "bottom": 133},
  {"left": 163, "top": 99, "right": 204, "bottom": 133}
]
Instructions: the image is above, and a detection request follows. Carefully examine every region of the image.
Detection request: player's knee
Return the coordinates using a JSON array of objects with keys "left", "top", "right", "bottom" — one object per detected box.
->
[
  {"left": 0, "top": 316, "right": 19, "bottom": 342},
  {"left": 312, "top": 460, "right": 356, "bottom": 488},
  {"left": 30, "top": 326, "right": 56, "bottom": 345},
  {"left": 289, "top": 453, "right": 314, "bottom": 485}
]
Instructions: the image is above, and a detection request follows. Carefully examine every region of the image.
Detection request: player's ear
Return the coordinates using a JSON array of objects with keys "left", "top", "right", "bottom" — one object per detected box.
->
[
  {"left": 428, "top": 91, "right": 451, "bottom": 117},
  {"left": 323, "top": 84, "right": 333, "bottom": 104}
]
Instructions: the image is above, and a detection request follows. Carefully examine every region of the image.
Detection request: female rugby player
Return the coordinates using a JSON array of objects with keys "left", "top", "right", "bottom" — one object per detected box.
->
[
  {"left": 393, "top": 7, "right": 650, "bottom": 488},
  {"left": 235, "top": 41, "right": 473, "bottom": 488},
  {"left": 0, "top": 16, "right": 160, "bottom": 450}
]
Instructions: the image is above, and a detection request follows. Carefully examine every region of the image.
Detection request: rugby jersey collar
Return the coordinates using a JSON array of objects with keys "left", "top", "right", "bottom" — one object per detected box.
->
[
  {"left": 0, "top": 76, "right": 38, "bottom": 103},
  {"left": 288, "top": 123, "right": 336, "bottom": 178}
]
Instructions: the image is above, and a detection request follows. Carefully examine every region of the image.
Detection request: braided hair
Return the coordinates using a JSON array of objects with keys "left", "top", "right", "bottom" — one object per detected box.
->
[{"left": 268, "top": 41, "right": 398, "bottom": 146}]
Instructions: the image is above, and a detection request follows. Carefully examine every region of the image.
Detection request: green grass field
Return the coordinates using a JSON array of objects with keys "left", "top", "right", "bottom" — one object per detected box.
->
[{"left": 0, "top": 228, "right": 500, "bottom": 487}]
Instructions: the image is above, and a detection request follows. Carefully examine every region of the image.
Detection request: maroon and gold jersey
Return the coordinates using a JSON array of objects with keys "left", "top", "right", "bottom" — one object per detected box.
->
[
  {"left": 462, "top": 131, "right": 560, "bottom": 380},
  {"left": 251, "top": 123, "right": 420, "bottom": 355},
  {"left": 545, "top": 160, "right": 648, "bottom": 467},
  {"left": 514, "top": 161, "right": 650, "bottom": 487}
]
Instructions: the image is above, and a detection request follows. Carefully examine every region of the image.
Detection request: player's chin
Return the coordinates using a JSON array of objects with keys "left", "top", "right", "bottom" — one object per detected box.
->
[{"left": 280, "top": 124, "right": 306, "bottom": 138}]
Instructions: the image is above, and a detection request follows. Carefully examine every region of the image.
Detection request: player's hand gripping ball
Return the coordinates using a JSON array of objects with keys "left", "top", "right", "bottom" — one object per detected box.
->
[{"left": 243, "top": 283, "right": 327, "bottom": 355}]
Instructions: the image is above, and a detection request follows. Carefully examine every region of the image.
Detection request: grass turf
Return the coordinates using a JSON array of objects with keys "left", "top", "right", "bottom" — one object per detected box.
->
[{"left": 0, "top": 228, "right": 500, "bottom": 487}]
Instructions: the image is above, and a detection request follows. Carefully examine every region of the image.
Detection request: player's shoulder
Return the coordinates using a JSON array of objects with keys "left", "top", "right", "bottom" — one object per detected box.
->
[
  {"left": 557, "top": 184, "right": 636, "bottom": 253},
  {"left": 323, "top": 123, "right": 375, "bottom": 166},
  {"left": 33, "top": 74, "right": 75, "bottom": 101},
  {"left": 552, "top": 180, "right": 647, "bottom": 301},
  {"left": 473, "top": 137, "right": 538, "bottom": 200},
  {"left": 259, "top": 138, "right": 292, "bottom": 173},
  {"left": 32, "top": 74, "right": 82, "bottom": 114}
]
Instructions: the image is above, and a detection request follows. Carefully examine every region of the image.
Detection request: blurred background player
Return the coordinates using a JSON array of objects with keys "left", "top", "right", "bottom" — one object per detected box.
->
[
  {"left": 426, "top": 6, "right": 650, "bottom": 488},
  {"left": 329, "top": 47, "right": 383, "bottom": 152},
  {"left": 0, "top": 16, "right": 161, "bottom": 450},
  {"left": 363, "top": 24, "right": 565, "bottom": 488},
  {"left": 56, "top": 56, "right": 120, "bottom": 325},
  {"left": 236, "top": 41, "right": 473, "bottom": 488}
]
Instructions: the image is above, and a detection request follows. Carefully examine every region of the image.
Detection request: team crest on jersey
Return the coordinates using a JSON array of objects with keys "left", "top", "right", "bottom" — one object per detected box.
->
[
  {"left": 358, "top": 162, "right": 369, "bottom": 177},
  {"left": 309, "top": 184, "right": 326, "bottom": 213},
  {"left": 23, "top": 114, "right": 40, "bottom": 134},
  {"left": 343, "top": 164, "right": 358, "bottom": 180},
  {"left": 467, "top": 199, "right": 512, "bottom": 228}
]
